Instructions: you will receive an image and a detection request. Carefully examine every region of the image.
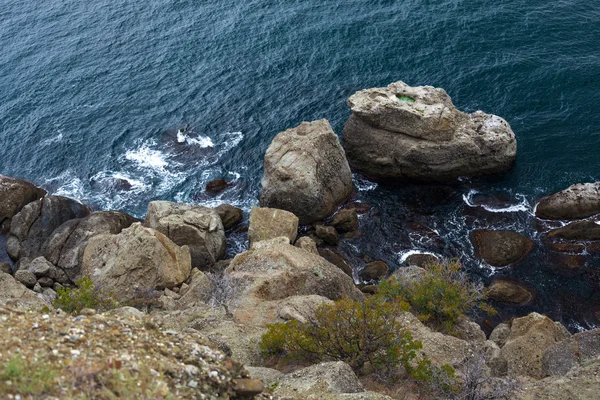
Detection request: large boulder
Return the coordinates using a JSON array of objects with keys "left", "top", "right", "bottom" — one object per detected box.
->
[
  {"left": 7, "top": 196, "right": 90, "bottom": 261},
  {"left": 0, "top": 175, "right": 45, "bottom": 229},
  {"left": 214, "top": 204, "right": 243, "bottom": 230},
  {"left": 0, "top": 271, "right": 48, "bottom": 310},
  {"left": 342, "top": 81, "right": 517, "bottom": 181},
  {"left": 81, "top": 223, "right": 191, "bottom": 298},
  {"left": 471, "top": 230, "right": 533, "bottom": 267},
  {"left": 487, "top": 279, "right": 533, "bottom": 305},
  {"left": 500, "top": 312, "right": 571, "bottom": 379},
  {"left": 247, "top": 206, "right": 298, "bottom": 246},
  {"left": 548, "top": 221, "right": 600, "bottom": 241},
  {"left": 542, "top": 328, "right": 600, "bottom": 376},
  {"left": 42, "top": 211, "right": 137, "bottom": 282},
  {"left": 260, "top": 119, "right": 354, "bottom": 225},
  {"left": 145, "top": 201, "right": 226, "bottom": 270},
  {"left": 224, "top": 241, "right": 363, "bottom": 326},
  {"left": 536, "top": 182, "right": 600, "bottom": 220}
]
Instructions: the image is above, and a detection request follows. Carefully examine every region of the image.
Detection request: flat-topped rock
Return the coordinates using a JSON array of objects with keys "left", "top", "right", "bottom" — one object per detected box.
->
[
  {"left": 342, "top": 81, "right": 517, "bottom": 181},
  {"left": 536, "top": 182, "right": 600, "bottom": 220}
]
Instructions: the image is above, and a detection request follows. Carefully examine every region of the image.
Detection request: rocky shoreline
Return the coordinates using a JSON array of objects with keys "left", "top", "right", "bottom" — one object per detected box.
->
[{"left": 2, "top": 81, "right": 600, "bottom": 399}]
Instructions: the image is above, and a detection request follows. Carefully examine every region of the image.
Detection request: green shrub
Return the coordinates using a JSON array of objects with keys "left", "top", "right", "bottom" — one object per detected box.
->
[
  {"left": 53, "top": 277, "right": 119, "bottom": 314},
  {"left": 1, "top": 355, "right": 57, "bottom": 395},
  {"left": 378, "top": 259, "right": 495, "bottom": 334}
]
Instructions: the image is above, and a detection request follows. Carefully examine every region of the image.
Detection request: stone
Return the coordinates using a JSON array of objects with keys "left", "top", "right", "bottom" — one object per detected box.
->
[
  {"left": 389, "top": 265, "right": 428, "bottom": 283},
  {"left": 260, "top": 119, "right": 354, "bottom": 225},
  {"left": 245, "top": 367, "right": 283, "bottom": 388},
  {"left": 482, "top": 340, "right": 508, "bottom": 377},
  {"left": 42, "top": 287, "right": 57, "bottom": 303},
  {"left": 542, "top": 328, "right": 600, "bottom": 376},
  {"left": 214, "top": 204, "right": 243, "bottom": 230},
  {"left": 535, "top": 182, "right": 600, "bottom": 220},
  {"left": 0, "top": 262, "right": 11, "bottom": 275},
  {"left": 404, "top": 253, "right": 440, "bottom": 267},
  {"left": 295, "top": 236, "right": 319, "bottom": 255},
  {"left": 205, "top": 179, "right": 231, "bottom": 194},
  {"left": 318, "top": 248, "right": 353, "bottom": 277},
  {"left": 488, "top": 279, "right": 533, "bottom": 305},
  {"left": 247, "top": 206, "right": 298, "bottom": 246},
  {"left": 489, "top": 323, "right": 511, "bottom": 348},
  {"left": 471, "top": 229, "right": 533, "bottom": 267},
  {"left": 14, "top": 269, "right": 37, "bottom": 288},
  {"left": 232, "top": 378, "right": 264, "bottom": 397},
  {"left": 37, "top": 277, "right": 54, "bottom": 288},
  {"left": 548, "top": 220, "right": 600, "bottom": 241},
  {"left": 81, "top": 223, "right": 191, "bottom": 299},
  {"left": 453, "top": 316, "right": 486, "bottom": 343},
  {"left": 342, "top": 81, "right": 517, "bottom": 181},
  {"left": 274, "top": 362, "right": 364, "bottom": 398},
  {"left": 330, "top": 209, "right": 358, "bottom": 233},
  {"left": 0, "top": 272, "right": 48, "bottom": 310},
  {"left": 0, "top": 175, "right": 45, "bottom": 226},
  {"left": 25, "top": 256, "right": 69, "bottom": 284},
  {"left": 145, "top": 201, "right": 225, "bottom": 270},
  {"left": 500, "top": 312, "right": 571, "bottom": 378},
  {"left": 315, "top": 224, "right": 339, "bottom": 245},
  {"left": 8, "top": 196, "right": 90, "bottom": 261},
  {"left": 359, "top": 261, "right": 389, "bottom": 281},
  {"left": 225, "top": 242, "right": 363, "bottom": 326}
]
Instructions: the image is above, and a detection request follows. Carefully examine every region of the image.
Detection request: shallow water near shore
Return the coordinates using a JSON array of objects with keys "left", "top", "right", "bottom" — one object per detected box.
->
[{"left": 1, "top": 0, "right": 600, "bottom": 330}]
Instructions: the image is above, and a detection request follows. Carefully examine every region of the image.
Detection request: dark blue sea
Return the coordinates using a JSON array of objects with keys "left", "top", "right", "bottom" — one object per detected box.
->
[{"left": 1, "top": 0, "right": 600, "bottom": 330}]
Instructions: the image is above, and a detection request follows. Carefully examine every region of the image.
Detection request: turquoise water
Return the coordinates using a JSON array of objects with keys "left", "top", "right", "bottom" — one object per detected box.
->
[{"left": 1, "top": 0, "right": 600, "bottom": 329}]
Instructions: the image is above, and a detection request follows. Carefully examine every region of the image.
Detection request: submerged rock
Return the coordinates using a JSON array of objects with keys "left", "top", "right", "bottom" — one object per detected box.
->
[
  {"left": 536, "top": 182, "right": 600, "bottom": 220},
  {"left": 342, "top": 81, "right": 517, "bottom": 181},
  {"left": 548, "top": 220, "right": 600, "bottom": 241},
  {"left": 260, "top": 119, "right": 354, "bottom": 225},
  {"left": 471, "top": 229, "right": 533, "bottom": 267},
  {"left": 488, "top": 279, "right": 533, "bottom": 305}
]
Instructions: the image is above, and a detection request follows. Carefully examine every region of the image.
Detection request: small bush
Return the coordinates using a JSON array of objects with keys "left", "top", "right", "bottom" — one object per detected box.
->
[
  {"left": 53, "top": 277, "right": 119, "bottom": 314},
  {"left": 201, "top": 272, "right": 240, "bottom": 316},
  {"left": 378, "top": 259, "right": 495, "bottom": 334}
]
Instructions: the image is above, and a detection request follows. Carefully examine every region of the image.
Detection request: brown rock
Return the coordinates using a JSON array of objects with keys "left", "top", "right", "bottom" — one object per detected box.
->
[
  {"left": 404, "top": 253, "right": 440, "bottom": 267},
  {"left": 359, "top": 261, "right": 389, "bottom": 281},
  {"left": 0, "top": 262, "right": 11, "bottom": 275},
  {"left": 214, "top": 204, "right": 243, "bottom": 230},
  {"left": 331, "top": 208, "right": 358, "bottom": 233},
  {"left": 315, "top": 224, "right": 339, "bottom": 246},
  {"left": 488, "top": 279, "right": 533, "bottom": 305},
  {"left": 248, "top": 206, "right": 298, "bottom": 246},
  {"left": 471, "top": 229, "right": 533, "bottom": 266},
  {"left": 548, "top": 220, "right": 600, "bottom": 241},
  {"left": 0, "top": 175, "right": 46, "bottom": 227},
  {"left": 542, "top": 328, "right": 600, "bottom": 376},
  {"left": 295, "top": 236, "right": 319, "bottom": 255},
  {"left": 232, "top": 378, "right": 264, "bottom": 397},
  {"left": 205, "top": 179, "right": 231, "bottom": 194},
  {"left": 536, "top": 182, "right": 600, "bottom": 220},
  {"left": 14, "top": 269, "right": 37, "bottom": 288},
  {"left": 318, "top": 248, "right": 353, "bottom": 277}
]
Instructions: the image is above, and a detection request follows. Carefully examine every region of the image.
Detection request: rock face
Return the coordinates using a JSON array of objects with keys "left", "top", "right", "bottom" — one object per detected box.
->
[
  {"left": 471, "top": 230, "right": 533, "bottom": 267},
  {"left": 500, "top": 312, "right": 571, "bottom": 379},
  {"left": 214, "top": 204, "right": 243, "bottom": 230},
  {"left": 7, "top": 196, "right": 90, "bottom": 261},
  {"left": 331, "top": 208, "right": 358, "bottom": 233},
  {"left": 274, "top": 362, "right": 364, "bottom": 398},
  {"left": 542, "top": 328, "right": 600, "bottom": 376},
  {"left": 342, "top": 81, "right": 517, "bottom": 181},
  {"left": 0, "top": 271, "right": 48, "bottom": 310},
  {"left": 488, "top": 279, "right": 533, "bottom": 305},
  {"left": 81, "top": 223, "right": 191, "bottom": 298},
  {"left": 247, "top": 206, "right": 298, "bottom": 246},
  {"left": 145, "top": 201, "right": 225, "bottom": 270},
  {"left": 536, "top": 182, "right": 600, "bottom": 220},
  {"left": 225, "top": 242, "right": 363, "bottom": 326},
  {"left": 260, "top": 119, "right": 354, "bottom": 225},
  {"left": 0, "top": 175, "right": 45, "bottom": 229}
]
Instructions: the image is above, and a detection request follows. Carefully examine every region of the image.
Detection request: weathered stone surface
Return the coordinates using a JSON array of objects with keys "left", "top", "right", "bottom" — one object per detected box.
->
[
  {"left": 488, "top": 279, "right": 533, "bottom": 305},
  {"left": 404, "top": 253, "right": 440, "bottom": 267},
  {"left": 38, "top": 277, "right": 54, "bottom": 287},
  {"left": 482, "top": 340, "right": 508, "bottom": 377},
  {"left": 500, "top": 312, "right": 571, "bottom": 378},
  {"left": 205, "top": 179, "right": 231, "bottom": 195},
  {"left": 0, "top": 175, "right": 45, "bottom": 226},
  {"left": 232, "top": 378, "right": 264, "bottom": 397},
  {"left": 489, "top": 323, "right": 511, "bottom": 348},
  {"left": 214, "top": 204, "right": 243, "bottom": 230},
  {"left": 454, "top": 316, "right": 486, "bottom": 343},
  {"left": 274, "top": 362, "right": 364, "bottom": 397},
  {"left": 315, "top": 224, "right": 339, "bottom": 246},
  {"left": 295, "top": 236, "right": 319, "bottom": 255},
  {"left": 145, "top": 201, "right": 225, "bottom": 270},
  {"left": 318, "top": 248, "right": 353, "bottom": 277},
  {"left": 389, "top": 265, "right": 428, "bottom": 283},
  {"left": 24, "top": 256, "right": 69, "bottom": 284},
  {"left": 342, "top": 81, "right": 517, "bottom": 181},
  {"left": 14, "top": 269, "right": 37, "bottom": 288},
  {"left": 548, "top": 220, "right": 600, "bottom": 241},
  {"left": 542, "top": 328, "right": 600, "bottom": 376},
  {"left": 245, "top": 367, "right": 283, "bottom": 388},
  {"left": 359, "top": 260, "right": 389, "bottom": 281},
  {"left": 536, "top": 182, "right": 600, "bottom": 220},
  {"left": 8, "top": 196, "right": 90, "bottom": 261},
  {"left": 0, "top": 271, "right": 48, "bottom": 310},
  {"left": 82, "top": 223, "right": 191, "bottom": 298},
  {"left": 260, "top": 119, "right": 354, "bottom": 225},
  {"left": 471, "top": 230, "right": 533, "bottom": 267},
  {"left": 225, "top": 242, "right": 363, "bottom": 326},
  {"left": 331, "top": 209, "right": 358, "bottom": 233},
  {"left": 0, "top": 262, "right": 11, "bottom": 275},
  {"left": 247, "top": 206, "right": 298, "bottom": 246}
]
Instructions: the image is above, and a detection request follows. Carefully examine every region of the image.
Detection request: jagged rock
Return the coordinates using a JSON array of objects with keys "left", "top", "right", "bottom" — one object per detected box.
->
[
  {"left": 318, "top": 248, "right": 353, "bottom": 277},
  {"left": 7, "top": 196, "right": 90, "bottom": 261},
  {"left": 145, "top": 201, "right": 225, "bottom": 270},
  {"left": 548, "top": 220, "right": 600, "bottom": 241},
  {"left": 38, "top": 277, "right": 54, "bottom": 288},
  {"left": 0, "top": 272, "right": 48, "bottom": 310},
  {"left": 315, "top": 224, "right": 339, "bottom": 246},
  {"left": 542, "top": 328, "right": 600, "bottom": 376},
  {"left": 14, "top": 269, "right": 37, "bottom": 288},
  {"left": 274, "top": 362, "right": 364, "bottom": 398},
  {"left": 82, "top": 223, "right": 191, "bottom": 299},
  {"left": 483, "top": 340, "right": 508, "bottom": 376},
  {"left": 489, "top": 323, "right": 511, "bottom": 348},
  {"left": 260, "top": 119, "right": 354, "bottom": 225},
  {"left": 500, "top": 312, "right": 571, "bottom": 379},
  {"left": 471, "top": 230, "right": 533, "bottom": 266},
  {"left": 24, "top": 256, "right": 69, "bottom": 284},
  {"left": 331, "top": 209, "right": 358, "bottom": 233},
  {"left": 359, "top": 260, "right": 389, "bottom": 281},
  {"left": 295, "top": 236, "right": 319, "bottom": 255},
  {"left": 536, "top": 182, "right": 600, "bottom": 220},
  {"left": 42, "top": 287, "right": 57, "bottom": 303},
  {"left": 454, "top": 316, "right": 486, "bottom": 343},
  {"left": 247, "top": 206, "right": 298, "bottom": 246},
  {"left": 0, "top": 175, "right": 46, "bottom": 227},
  {"left": 488, "top": 279, "right": 533, "bottom": 305},
  {"left": 342, "top": 81, "right": 517, "bottom": 181},
  {"left": 214, "top": 204, "right": 243, "bottom": 230},
  {"left": 33, "top": 282, "right": 42, "bottom": 293},
  {"left": 225, "top": 242, "right": 363, "bottom": 326},
  {"left": 0, "top": 262, "right": 11, "bottom": 275}
]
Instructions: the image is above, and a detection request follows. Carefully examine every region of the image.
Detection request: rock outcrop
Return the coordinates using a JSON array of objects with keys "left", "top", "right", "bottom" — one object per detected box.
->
[
  {"left": 260, "top": 119, "right": 354, "bottom": 225},
  {"left": 145, "top": 201, "right": 225, "bottom": 270},
  {"left": 542, "top": 328, "right": 600, "bottom": 376},
  {"left": 214, "top": 204, "right": 243, "bottom": 230},
  {"left": 0, "top": 175, "right": 45, "bottom": 230},
  {"left": 548, "top": 220, "right": 600, "bottom": 241},
  {"left": 471, "top": 229, "right": 533, "bottom": 267},
  {"left": 247, "top": 206, "right": 298, "bottom": 246},
  {"left": 342, "top": 81, "right": 517, "bottom": 181},
  {"left": 536, "top": 182, "right": 600, "bottom": 220},
  {"left": 82, "top": 223, "right": 191, "bottom": 298},
  {"left": 0, "top": 271, "right": 48, "bottom": 310}
]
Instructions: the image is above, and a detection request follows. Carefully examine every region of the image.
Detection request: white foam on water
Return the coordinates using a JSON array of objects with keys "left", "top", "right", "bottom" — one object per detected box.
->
[
  {"left": 124, "top": 141, "right": 170, "bottom": 172},
  {"left": 397, "top": 249, "right": 438, "bottom": 265},
  {"left": 41, "top": 132, "right": 64, "bottom": 146},
  {"left": 353, "top": 174, "right": 378, "bottom": 192},
  {"left": 222, "top": 131, "right": 243, "bottom": 149},
  {"left": 187, "top": 135, "right": 214, "bottom": 148},
  {"left": 463, "top": 189, "right": 531, "bottom": 214}
]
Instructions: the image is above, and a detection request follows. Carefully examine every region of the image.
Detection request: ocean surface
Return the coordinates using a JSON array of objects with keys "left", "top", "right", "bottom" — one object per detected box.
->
[{"left": 1, "top": 0, "right": 599, "bottom": 330}]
